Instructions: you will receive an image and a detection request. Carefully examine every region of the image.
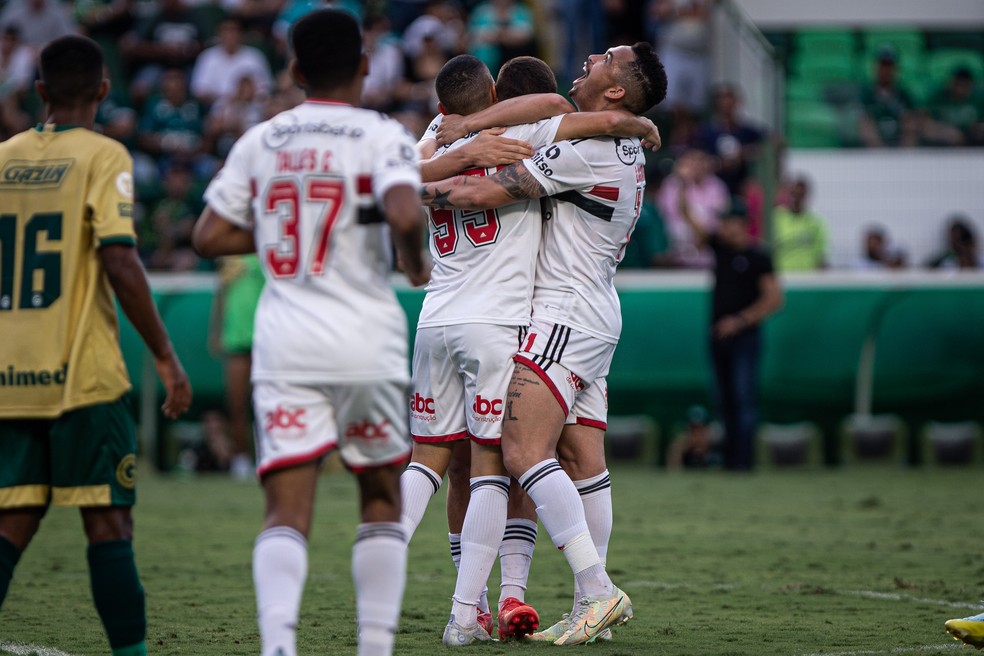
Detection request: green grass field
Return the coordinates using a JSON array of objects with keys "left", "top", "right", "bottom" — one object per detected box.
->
[{"left": 2, "top": 462, "right": 982, "bottom": 656}]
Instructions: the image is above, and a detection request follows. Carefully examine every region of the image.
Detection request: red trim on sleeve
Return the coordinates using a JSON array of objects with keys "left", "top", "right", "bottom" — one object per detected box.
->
[{"left": 512, "top": 355, "right": 570, "bottom": 416}]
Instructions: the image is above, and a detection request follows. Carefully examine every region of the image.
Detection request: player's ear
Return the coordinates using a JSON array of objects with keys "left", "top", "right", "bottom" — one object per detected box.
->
[
  {"left": 605, "top": 84, "right": 626, "bottom": 104},
  {"left": 97, "top": 78, "right": 110, "bottom": 103},
  {"left": 437, "top": 101, "right": 447, "bottom": 115},
  {"left": 489, "top": 83, "right": 498, "bottom": 105},
  {"left": 359, "top": 51, "right": 369, "bottom": 78},
  {"left": 288, "top": 58, "right": 306, "bottom": 90}
]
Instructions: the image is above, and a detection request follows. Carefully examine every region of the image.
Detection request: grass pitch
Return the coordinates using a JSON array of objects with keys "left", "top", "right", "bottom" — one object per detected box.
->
[{"left": 1, "top": 462, "right": 982, "bottom": 656}]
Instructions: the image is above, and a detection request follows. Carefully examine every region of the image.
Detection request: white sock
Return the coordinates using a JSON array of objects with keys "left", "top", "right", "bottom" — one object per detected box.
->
[
  {"left": 400, "top": 463, "right": 442, "bottom": 540},
  {"left": 353, "top": 523, "right": 407, "bottom": 656},
  {"left": 254, "top": 527, "right": 308, "bottom": 656},
  {"left": 519, "top": 459, "right": 612, "bottom": 599},
  {"left": 450, "top": 533, "right": 489, "bottom": 614},
  {"left": 450, "top": 476, "right": 508, "bottom": 626},
  {"left": 499, "top": 518, "right": 537, "bottom": 604},
  {"left": 575, "top": 470, "right": 612, "bottom": 566}
]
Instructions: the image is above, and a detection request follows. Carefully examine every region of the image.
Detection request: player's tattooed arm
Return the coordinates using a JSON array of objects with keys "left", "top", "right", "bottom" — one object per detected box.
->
[{"left": 420, "top": 162, "right": 546, "bottom": 210}]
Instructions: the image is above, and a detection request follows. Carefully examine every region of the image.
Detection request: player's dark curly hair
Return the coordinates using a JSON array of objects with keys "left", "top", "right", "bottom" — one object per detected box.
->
[
  {"left": 496, "top": 56, "right": 558, "bottom": 100},
  {"left": 39, "top": 35, "right": 104, "bottom": 107},
  {"left": 291, "top": 8, "right": 363, "bottom": 92},
  {"left": 435, "top": 54, "right": 494, "bottom": 116},
  {"left": 618, "top": 42, "right": 668, "bottom": 115}
]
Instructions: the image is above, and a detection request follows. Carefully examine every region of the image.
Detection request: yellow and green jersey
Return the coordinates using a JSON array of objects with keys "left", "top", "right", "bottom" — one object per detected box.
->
[{"left": 0, "top": 124, "right": 137, "bottom": 418}]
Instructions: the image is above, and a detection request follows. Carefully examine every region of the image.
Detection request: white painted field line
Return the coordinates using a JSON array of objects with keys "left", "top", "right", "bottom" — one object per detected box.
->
[
  {"left": 799, "top": 643, "right": 961, "bottom": 656},
  {"left": 847, "top": 590, "right": 984, "bottom": 610},
  {"left": 0, "top": 641, "right": 81, "bottom": 656}
]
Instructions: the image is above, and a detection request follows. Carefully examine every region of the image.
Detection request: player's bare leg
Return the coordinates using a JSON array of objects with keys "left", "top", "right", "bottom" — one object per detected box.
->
[
  {"left": 254, "top": 462, "right": 319, "bottom": 656},
  {"left": 400, "top": 441, "right": 455, "bottom": 539},
  {"left": 502, "top": 364, "right": 629, "bottom": 645},
  {"left": 354, "top": 464, "right": 408, "bottom": 656},
  {"left": 0, "top": 508, "right": 44, "bottom": 606},
  {"left": 225, "top": 352, "right": 253, "bottom": 478}
]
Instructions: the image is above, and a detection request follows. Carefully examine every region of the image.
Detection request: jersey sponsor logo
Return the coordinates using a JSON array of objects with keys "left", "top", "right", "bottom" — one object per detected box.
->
[
  {"left": 117, "top": 202, "right": 133, "bottom": 218},
  {"left": 116, "top": 454, "right": 136, "bottom": 490},
  {"left": 472, "top": 395, "right": 503, "bottom": 422},
  {"left": 264, "top": 406, "right": 308, "bottom": 438},
  {"left": 567, "top": 372, "right": 586, "bottom": 393},
  {"left": 530, "top": 144, "right": 560, "bottom": 177},
  {"left": 344, "top": 419, "right": 391, "bottom": 441},
  {"left": 263, "top": 112, "right": 366, "bottom": 149},
  {"left": 0, "top": 159, "right": 73, "bottom": 187},
  {"left": 410, "top": 392, "right": 436, "bottom": 419},
  {"left": 614, "top": 138, "right": 640, "bottom": 165},
  {"left": 0, "top": 363, "right": 67, "bottom": 386}
]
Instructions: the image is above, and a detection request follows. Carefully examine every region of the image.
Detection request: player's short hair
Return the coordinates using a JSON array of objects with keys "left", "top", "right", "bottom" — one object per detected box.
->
[
  {"left": 495, "top": 56, "right": 557, "bottom": 100},
  {"left": 291, "top": 8, "right": 363, "bottom": 91},
  {"left": 38, "top": 35, "right": 104, "bottom": 107},
  {"left": 435, "top": 54, "right": 493, "bottom": 115},
  {"left": 616, "top": 42, "right": 668, "bottom": 115}
]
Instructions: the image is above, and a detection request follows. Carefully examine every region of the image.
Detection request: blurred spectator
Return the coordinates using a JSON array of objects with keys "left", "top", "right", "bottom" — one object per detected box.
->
[
  {"left": 0, "top": 0, "right": 75, "bottom": 52},
  {"left": 656, "top": 149, "right": 728, "bottom": 268},
  {"left": 395, "top": 4, "right": 464, "bottom": 125},
  {"left": 140, "top": 162, "right": 202, "bottom": 271},
  {"left": 854, "top": 225, "right": 907, "bottom": 270},
  {"left": 557, "top": 0, "right": 606, "bottom": 88},
  {"left": 403, "top": 1, "right": 466, "bottom": 59},
  {"left": 694, "top": 83, "right": 766, "bottom": 197},
  {"left": 922, "top": 66, "right": 984, "bottom": 147},
  {"left": 220, "top": 0, "right": 286, "bottom": 34},
  {"left": 467, "top": 0, "right": 537, "bottom": 75},
  {"left": 122, "top": 0, "right": 205, "bottom": 106},
  {"left": 927, "top": 216, "right": 984, "bottom": 270},
  {"left": 0, "top": 26, "right": 34, "bottom": 138},
  {"left": 771, "top": 175, "right": 828, "bottom": 272},
  {"left": 649, "top": 0, "right": 710, "bottom": 114},
  {"left": 858, "top": 45, "right": 919, "bottom": 148},
  {"left": 73, "top": 0, "right": 135, "bottom": 39},
  {"left": 137, "top": 67, "right": 208, "bottom": 170},
  {"left": 190, "top": 17, "right": 272, "bottom": 106},
  {"left": 682, "top": 200, "right": 784, "bottom": 472},
  {"left": 666, "top": 404, "right": 722, "bottom": 470},
  {"left": 361, "top": 13, "right": 405, "bottom": 112},
  {"left": 207, "top": 74, "right": 265, "bottom": 157}
]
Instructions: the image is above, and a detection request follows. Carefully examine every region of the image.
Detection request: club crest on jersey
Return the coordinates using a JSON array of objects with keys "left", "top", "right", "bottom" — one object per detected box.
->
[
  {"left": 614, "top": 138, "right": 641, "bottom": 166},
  {"left": 264, "top": 406, "right": 307, "bottom": 439},
  {"left": 567, "top": 372, "right": 586, "bottom": 393}
]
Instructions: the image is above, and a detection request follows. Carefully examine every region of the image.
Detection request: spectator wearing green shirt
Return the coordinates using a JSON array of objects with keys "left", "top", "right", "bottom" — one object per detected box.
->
[
  {"left": 858, "top": 46, "right": 919, "bottom": 148},
  {"left": 771, "top": 176, "right": 828, "bottom": 271},
  {"left": 923, "top": 66, "right": 984, "bottom": 146}
]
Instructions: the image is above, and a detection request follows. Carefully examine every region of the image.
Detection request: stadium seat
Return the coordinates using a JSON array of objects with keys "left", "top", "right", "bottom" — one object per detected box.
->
[
  {"left": 794, "top": 28, "right": 856, "bottom": 57},
  {"left": 785, "top": 77, "right": 826, "bottom": 103},
  {"left": 758, "top": 422, "right": 821, "bottom": 467},
  {"left": 928, "top": 48, "right": 984, "bottom": 86},
  {"left": 792, "top": 52, "right": 858, "bottom": 84},
  {"left": 786, "top": 100, "right": 843, "bottom": 148},
  {"left": 843, "top": 414, "right": 905, "bottom": 464},
  {"left": 927, "top": 31, "right": 984, "bottom": 53},
  {"left": 922, "top": 421, "right": 981, "bottom": 466}
]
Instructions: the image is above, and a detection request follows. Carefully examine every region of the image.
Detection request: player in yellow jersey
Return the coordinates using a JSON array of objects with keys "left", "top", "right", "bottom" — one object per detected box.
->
[{"left": 0, "top": 35, "right": 192, "bottom": 656}]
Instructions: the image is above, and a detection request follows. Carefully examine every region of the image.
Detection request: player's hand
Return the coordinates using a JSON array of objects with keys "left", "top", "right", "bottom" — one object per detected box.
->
[
  {"left": 639, "top": 118, "right": 662, "bottom": 152},
  {"left": 464, "top": 130, "right": 534, "bottom": 168},
  {"left": 435, "top": 114, "right": 471, "bottom": 145},
  {"left": 155, "top": 353, "right": 192, "bottom": 419},
  {"left": 713, "top": 314, "right": 747, "bottom": 340}
]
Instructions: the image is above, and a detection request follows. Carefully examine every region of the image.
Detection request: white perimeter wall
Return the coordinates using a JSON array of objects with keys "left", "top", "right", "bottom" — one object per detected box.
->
[
  {"left": 784, "top": 149, "right": 984, "bottom": 268},
  {"left": 735, "top": 0, "right": 984, "bottom": 27}
]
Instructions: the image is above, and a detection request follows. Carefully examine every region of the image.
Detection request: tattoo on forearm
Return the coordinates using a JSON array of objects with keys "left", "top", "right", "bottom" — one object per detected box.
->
[
  {"left": 495, "top": 164, "right": 545, "bottom": 201},
  {"left": 421, "top": 184, "right": 457, "bottom": 210}
]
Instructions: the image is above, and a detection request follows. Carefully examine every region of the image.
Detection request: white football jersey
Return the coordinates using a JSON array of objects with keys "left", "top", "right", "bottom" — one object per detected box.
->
[
  {"left": 522, "top": 136, "right": 647, "bottom": 343},
  {"left": 204, "top": 100, "right": 421, "bottom": 383},
  {"left": 417, "top": 114, "right": 563, "bottom": 328}
]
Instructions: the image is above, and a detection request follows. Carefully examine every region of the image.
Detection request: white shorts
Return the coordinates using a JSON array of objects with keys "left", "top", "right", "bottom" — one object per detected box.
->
[
  {"left": 566, "top": 377, "right": 608, "bottom": 430},
  {"left": 514, "top": 319, "right": 616, "bottom": 417},
  {"left": 410, "top": 323, "right": 526, "bottom": 446},
  {"left": 253, "top": 379, "right": 412, "bottom": 478}
]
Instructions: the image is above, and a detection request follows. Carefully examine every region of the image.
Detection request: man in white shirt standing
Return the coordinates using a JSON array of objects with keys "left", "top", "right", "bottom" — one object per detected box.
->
[{"left": 190, "top": 16, "right": 272, "bottom": 105}]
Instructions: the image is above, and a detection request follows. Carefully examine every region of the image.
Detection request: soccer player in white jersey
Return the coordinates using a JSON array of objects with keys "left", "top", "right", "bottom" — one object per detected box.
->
[
  {"left": 421, "top": 42, "right": 667, "bottom": 646},
  {"left": 402, "top": 54, "right": 662, "bottom": 645},
  {"left": 191, "top": 10, "right": 430, "bottom": 656}
]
